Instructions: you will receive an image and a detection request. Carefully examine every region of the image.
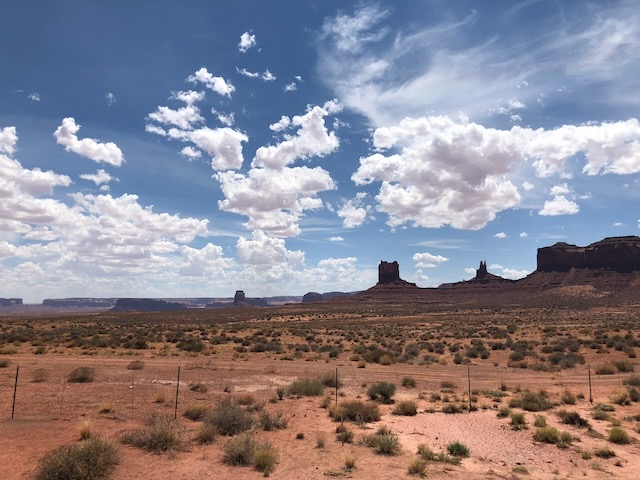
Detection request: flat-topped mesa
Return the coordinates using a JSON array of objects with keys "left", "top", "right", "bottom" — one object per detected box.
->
[
  {"left": 537, "top": 236, "right": 640, "bottom": 272},
  {"left": 233, "top": 290, "right": 246, "bottom": 305},
  {"left": 378, "top": 261, "right": 400, "bottom": 284}
]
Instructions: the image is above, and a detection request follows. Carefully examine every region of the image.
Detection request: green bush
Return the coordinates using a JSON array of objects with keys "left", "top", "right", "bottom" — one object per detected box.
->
[
  {"left": 447, "top": 441, "right": 469, "bottom": 457},
  {"left": 393, "top": 400, "right": 418, "bottom": 416},
  {"left": 510, "top": 412, "right": 527, "bottom": 430},
  {"left": 509, "top": 391, "right": 552, "bottom": 411},
  {"left": 408, "top": 458, "right": 427, "bottom": 477},
  {"left": 497, "top": 407, "right": 512, "bottom": 418},
  {"left": 442, "top": 403, "right": 464, "bottom": 414},
  {"left": 68, "top": 367, "right": 96, "bottom": 383},
  {"left": 183, "top": 403, "right": 210, "bottom": 421},
  {"left": 120, "top": 414, "right": 183, "bottom": 453},
  {"left": 557, "top": 410, "right": 590, "bottom": 429},
  {"left": 288, "top": 378, "right": 325, "bottom": 396},
  {"left": 533, "top": 426, "right": 560, "bottom": 444},
  {"left": 594, "top": 447, "right": 616, "bottom": 458},
  {"left": 363, "top": 426, "right": 401, "bottom": 455},
  {"left": 402, "top": 376, "right": 417, "bottom": 388},
  {"left": 329, "top": 400, "right": 380, "bottom": 423},
  {"left": 253, "top": 443, "right": 278, "bottom": 474},
  {"left": 204, "top": 399, "right": 253, "bottom": 436},
  {"left": 35, "top": 437, "right": 120, "bottom": 480},
  {"left": 608, "top": 427, "right": 631, "bottom": 444},
  {"left": 534, "top": 415, "right": 547, "bottom": 427},
  {"left": 367, "top": 382, "right": 396, "bottom": 404}
]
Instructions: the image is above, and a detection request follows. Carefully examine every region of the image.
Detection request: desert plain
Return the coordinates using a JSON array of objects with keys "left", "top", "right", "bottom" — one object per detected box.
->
[{"left": 2, "top": 287, "right": 640, "bottom": 480}]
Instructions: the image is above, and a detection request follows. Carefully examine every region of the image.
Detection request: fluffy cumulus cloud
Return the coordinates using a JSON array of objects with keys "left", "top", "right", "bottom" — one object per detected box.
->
[
  {"left": 494, "top": 232, "right": 507, "bottom": 239},
  {"left": 147, "top": 104, "right": 204, "bottom": 130},
  {"left": 54, "top": 118, "right": 124, "bottom": 166},
  {"left": 79, "top": 169, "right": 115, "bottom": 186},
  {"left": 489, "top": 263, "right": 530, "bottom": 280},
  {"left": 215, "top": 102, "right": 341, "bottom": 237},
  {"left": 188, "top": 68, "right": 235, "bottom": 97},
  {"left": 180, "top": 127, "right": 248, "bottom": 170},
  {"left": 539, "top": 195, "right": 580, "bottom": 216},
  {"left": 352, "top": 115, "right": 640, "bottom": 230},
  {"left": 0, "top": 126, "right": 18, "bottom": 155},
  {"left": 413, "top": 252, "right": 448, "bottom": 268},
  {"left": 0, "top": 126, "right": 232, "bottom": 300},
  {"left": 237, "top": 230, "right": 304, "bottom": 267},
  {"left": 337, "top": 192, "right": 370, "bottom": 228},
  {"left": 239, "top": 31, "right": 256, "bottom": 52}
]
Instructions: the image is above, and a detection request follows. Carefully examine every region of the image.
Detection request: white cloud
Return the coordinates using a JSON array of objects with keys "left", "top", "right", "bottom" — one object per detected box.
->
[
  {"left": 0, "top": 126, "right": 18, "bottom": 155},
  {"left": 269, "top": 116, "right": 291, "bottom": 132},
  {"left": 494, "top": 232, "right": 507, "bottom": 239},
  {"left": 54, "top": 118, "right": 124, "bottom": 166},
  {"left": 180, "top": 146, "right": 202, "bottom": 159},
  {"left": 216, "top": 166, "right": 335, "bottom": 237},
  {"left": 550, "top": 183, "right": 571, "bottom": 195},
  {"left": 337, "top": 192, "right": 370, "bottom": 228},
  {"left": 284, "top": 82, "right": 297, "bottom": 92},
  {"left": 28, "top": 93, "right": 40, "bottom": 102},
  {"left": 520, "top": 231, "right": 528, "bottom": 237},
  {"left": 147, "top": 104, "right": 204, "bottom": 130},
  {"left": 352, "top": 115, "right": 522, "bottom": 230},
  {"left": 261, "top": 69, "right": 276, "bottom": 81},
  {"left": 522, "top": 181, "right": 534, "bottom": 191},
  {"left": 171, "top": 90, "right": 205, "bottom": 105},
  {"left": 329, "top": 236, "right": 344, "bottom": 242},
  {"left": 239, "top": 31, "right": 256, "bottom": 53},
  {"left": 613, "top": 222, "right": 623, "bottom": 227},
  {"left": 539, "top": 195, "right": 580, "bottom": 216},
  {"left": 412, "top": 252, "right": 448, "bottom": 268},
  {"left": 212, "top": 109, "right": 235, "bottom": 126},
  {"left": 188, "top": 68, "right": 235, "bottom": 97},
  {"left": 79, "top": 169, "right": 114, "bottom": 186},
  {"left": 185, "top": 127, "right": 248, "bottom": 170},
  {"left": 145, "top": 124, "right": 167, "bottom": 136},
  {"left": 105, "top": 92, "right": 116, "bottom": 106},
  {"left": 253, "top": 104, "right": 340, "bottom": 169},
  {"left": 237, "top": 230, "right": 304, "bottom": 268},
  {"left": 320, "top": 4, "right": 389, "bottom": 54},
  {"left": 237, "top": 67, "right": 259, "bottom": 78},
  {"left": 499, "top": 267, "right": 530, "bottom": 280}
]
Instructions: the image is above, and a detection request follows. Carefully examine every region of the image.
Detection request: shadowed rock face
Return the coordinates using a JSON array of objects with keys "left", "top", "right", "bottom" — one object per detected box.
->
[
  {"left": 112, "top": 298, "right": 186, "bottom": 311},
  {"left": 302, "top": 292, "right": 323, "bottom": 303},
  {"left": 537, "top": 236, "right": 640, "bottom": 272},
  {"left": 378, "top": 261, "right": 400, "bottom": 284},
  {"left": 233, "top": 290, "right": 246, "bottom": 305}
]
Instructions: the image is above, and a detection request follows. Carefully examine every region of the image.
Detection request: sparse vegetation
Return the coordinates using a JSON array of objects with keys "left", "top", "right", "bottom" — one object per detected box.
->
[
  {"left": 367, "top": 381, "right": 396, "bottom": 404},
  {"left": 288, "top": 378, "right": 325, "bottom": 396},
  {"left": 447, "top": 441, "right": 469, "bottom": 457},
  {"left": 204, "top": 399, "right": 253, "bottom": 436},
  {"left": 121, "top": 414, "right": 183, "bottom": 453},
  {"left": 68, "top": 367, "right": 96, "bottom": 383},
  {"left": 330, "top": 400, "right": 381, "bottom": 422},
  {"left": 608, "top": 426, "right": 631, "bottom": 444},
  {"left": 393, "top": 400, "right": 418, "bottom": 416},
  {"left": 126, "top": 360, "right": 144, "bottom": 370},
  {"left": 35, "top": 437, "right": 120, "bottom": 480}
]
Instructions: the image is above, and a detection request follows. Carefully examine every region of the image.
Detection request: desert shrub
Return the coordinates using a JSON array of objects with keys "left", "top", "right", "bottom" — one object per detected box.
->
[
  {"left": 442, "top": 403, "right": 464, "bottom": 414},
  {"left": 329, "top": 400, "right": 380, "bottom": 423},
  {"left": 223, "top": 433, "right": 257, "bottom": 466},
  {"left": 609, "top": 388, "right": 631, "bottom": 406},
  {"left": 344, "top": 453, "right": 356, "bottom": 470},
  {"left": 276, "top": 386, "right": 285, "bottom": 400},
  {"left": 335, "top": 424, "right": 354, "bottom": 443},
  {"left": 613, "top": 360, "right": 634, "bottom": 373},
  {"left": 120, "top": 414, "right": 183, "bottom": 453},
  {"left": 321, "top": 371, "right": 342, "bottom": 388},
  {"left": 0, "top": 359, "right": 11, "bottom": 368},
  {"left": 595, "top": 364, "right": 616, "bottom": 375},
  {"left": 189, "top": 382, "right": 208, "bottom": 393},
  {"left": 497, "top": 407, "right": 512, "bottom": 418},
  {"left": 594, "top": 447, "right": 616, "bottom": 458},
  {"left": 622, "top": 375, "right": 640, "bottom": 387},
  {"left": 417, "top": 444, "right": 459, "bottom": 465},
  {"left": 204, "top": 399, "right": 253, "bottom": 436},
  {"left": 35, "top": 437, "right": 120, "bottom": 480},
  {"left": 512, "top": 465, "right": 529, "bottom": 474},
  {"left": 561, "top": 390, "right": 576, "bottom": 405},
  {"left": 235, "top": 394, "right": 255, "bottom": 406},
  {"left": 447, "top": 441, "right": 469, "bottom": 457},
  {"left": 509, "top": 390, "right": 552, "bottom": 411},
  {"left": 534, "top": 415, "right": 547, "bottom": 428},
  {"left": 592, "top": 409, "right": 611, "bottom": 421},
  {"left": 367, "top": 382, "right": 396, "bottom": 404},
  {"left": 32, "top": 368, "right": 49, "bottom": 383},
  {"left": 183, "top": 403, "right": 210, "bottom": 421},
  {"left": 533, "top": 426, "right": 560, "bottom": 444},
  {"left": 608, "top": 427, "right": 631, "bottom": 444},
  {"left": 557, "top": 410, "right": 590, "bottom": 429},
  {"left": 253, "top": 443, "right": 278, "bottom": 474},
  {"left": 259, "top": 410, "right": 289, "bottom": 431},
  {"left": 68, "top": 367, "right": 96, "bottom": 383},
  {"left": 363, "top": 426, "right": 401, "bottom": 455},
  {"left": 79, "top": 421, "right": 92, "bottom": 440},
  {"left": 393, "top": 400, "right": 418, "bottom": 416},
  {"left": 402, "top": 376, "right": 417, "bottom": 388},
  {"left": 288, "top": 378, "right": 325, "bottom": 396},
  {"left": 195, "top": 422, "right": 217, "bottom": 444},
  {"left": 408, "top": 458, "right": 427, "bottom": 477},
  {"left": 126, "top": 360, "right": 144, "bottom": 370},
  {"left": 440, "top": 380, "right": 456, "bottom": 390},
  {"left": 510, "top": 412, "right": 527, "bottom": 430}
]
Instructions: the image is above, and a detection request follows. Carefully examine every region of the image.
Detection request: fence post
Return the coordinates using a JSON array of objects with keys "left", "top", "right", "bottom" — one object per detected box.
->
[
  {"left": 11, "top": 365, "right": 19, "bottom": 419},
  {"left": 335, "top": 367, "right": 338, "bottom": 406},
  {"left": 131, "top": 371, "right": 135, "bottom": 412},
  {"left": 467, "top": 364, "right": 471, "bottom": 413},
  {"left": 588, "top": 364, "right": 593, "bottom": 404},
  {"left": 174, "top": 366, "right": 181, "bottom": 419},
  {"left": 59, "top": 371, "right": 66, "bottom": 415}
]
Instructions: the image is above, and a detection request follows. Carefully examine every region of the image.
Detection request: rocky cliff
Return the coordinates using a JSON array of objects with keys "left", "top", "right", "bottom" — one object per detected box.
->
[
  {"left": 537, "top": 236, "right": 640, "bottom": 272},
  {"left": 111, "top": 298, "right": 187, "bottom": 312}
]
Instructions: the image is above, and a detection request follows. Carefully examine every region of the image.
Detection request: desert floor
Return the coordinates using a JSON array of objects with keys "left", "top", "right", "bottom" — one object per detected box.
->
[{"left": 2, "top": 299, "right": 640, "bottom": 479}]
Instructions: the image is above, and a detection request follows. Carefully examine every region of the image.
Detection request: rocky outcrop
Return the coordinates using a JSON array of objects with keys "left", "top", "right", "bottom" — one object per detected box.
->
[
  {"left": 0, "top": 298, "right": 22, "bottom": 306},
  {"left": 439, "top": 261, "right": 513, "bottom": 289},
  {"left": 537, "top": 236, "right": 640, "bottom": 272},
  {"left": 303, "top": 292, "right": 324, "bottom": 303},
  {"left": 378, "top": 261, "right": 400, "bottom": 284},
  {"left": 233, "top": 290, "right": 246, "bottom": 305},
  {"left": 43, "top": 298, "right": 115, "bottom": 308},
  {"left": 111, "top": 298, "right": 187, "bottom": 312}
]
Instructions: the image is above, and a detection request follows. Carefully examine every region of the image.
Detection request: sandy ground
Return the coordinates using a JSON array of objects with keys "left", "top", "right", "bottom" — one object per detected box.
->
[{"left": 2, "top": 353, "right": 640, "bottom": 479}]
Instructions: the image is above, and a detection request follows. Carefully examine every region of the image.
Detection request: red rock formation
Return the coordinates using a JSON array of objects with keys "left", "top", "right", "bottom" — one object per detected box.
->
[
  {"left": 537, "top": 236, "right": 640, "bottom": 272},
  {"left": 378, "top": 261, "right": 400, "bottom": 284}
]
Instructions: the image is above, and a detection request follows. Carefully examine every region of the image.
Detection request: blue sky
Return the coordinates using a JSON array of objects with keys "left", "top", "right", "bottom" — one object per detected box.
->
[{"left": 2, "top": 1, "right": 640, "bottom": 302}]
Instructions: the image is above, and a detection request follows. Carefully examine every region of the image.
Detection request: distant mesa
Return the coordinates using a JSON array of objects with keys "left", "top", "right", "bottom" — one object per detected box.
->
[
  {"left": 111, "top": 298, "right": 187, "bottom": 312},
  {"left": 369, "top": 260, "right": 417, "bottom": 290},
  {"left": 0, "top": 298, "right": 22, "bottom": 307},
  {"left": 43, "top": 298, "right": 115, "bottom": 308},
  {"left": 536, "top": 236, "right": 640, "bottom": 272},
  {"left": 234, "top": 290, "right": 246, "bottom": 305},
  {"left": 302, "top": 292, "right": 324, "bottom": 303}
]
